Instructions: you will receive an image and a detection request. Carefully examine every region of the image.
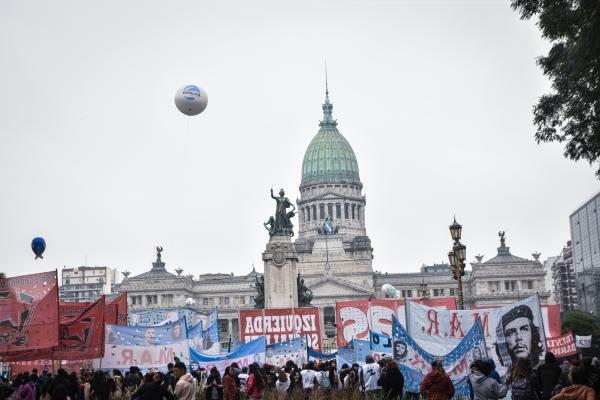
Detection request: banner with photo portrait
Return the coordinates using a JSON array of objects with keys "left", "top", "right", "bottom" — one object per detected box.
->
[
  {"left": 392, "top": 315, "right": 487, "bottom": 398},
  {"left": 101, "top": 317, "right": 190, "bottom": 370},
  {"left": 128, "top": 307, "right": 208, "bottom": 329},
  {"left": 266, "top": 336, "right": 307, "bottom": 367},
  {"left": 407, "top": 294, "right": 546, "bottom": 377}
]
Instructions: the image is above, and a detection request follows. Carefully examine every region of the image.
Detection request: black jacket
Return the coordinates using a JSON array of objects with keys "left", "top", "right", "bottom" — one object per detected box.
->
[
  {"left": 378, "top": 367, "right": 404, "bottom": 399},
  {"left": 132, "top": 382, "right": 174, "bottom": 400},
  {"left": 537, "top": 364, "right": 561, "bottom": 400}
]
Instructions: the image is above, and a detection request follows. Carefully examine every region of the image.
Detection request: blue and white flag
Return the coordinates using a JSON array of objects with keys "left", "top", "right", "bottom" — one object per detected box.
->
[
  {"left": 186, "top": 307, "right": 220, "bottom": 355},
  {"left": 392, "top": 315, "right": 487, "bottom": 398},
  {"left": 266, "top": 336, "right": 307, "bottom": 367},
  {"left": 308, "top": 348, "right": 336, "bottom": 363},
  {"left": 128, "top": 307, "right": 209, "bottom": 329},
  {"left": 190, "top": 336, "right": 266, "bottom": 371}
]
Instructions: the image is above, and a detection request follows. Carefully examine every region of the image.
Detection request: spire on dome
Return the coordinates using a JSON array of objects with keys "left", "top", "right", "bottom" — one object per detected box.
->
[{"left": 320, "top": 65, "right": 337, "bottom": 127}]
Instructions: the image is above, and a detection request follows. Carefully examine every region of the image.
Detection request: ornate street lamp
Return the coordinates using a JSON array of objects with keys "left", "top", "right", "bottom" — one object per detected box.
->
[{"left": 449, "top": 217, "right": 466, "bottom": 309}]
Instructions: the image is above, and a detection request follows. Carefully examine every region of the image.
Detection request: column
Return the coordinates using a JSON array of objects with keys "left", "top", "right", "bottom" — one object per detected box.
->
[{"left": 228, "top": 319, "right": 233, "bottom": 336}]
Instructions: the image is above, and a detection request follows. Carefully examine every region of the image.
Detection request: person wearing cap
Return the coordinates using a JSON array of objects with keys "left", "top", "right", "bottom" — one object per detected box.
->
[{"left": 496, "top": 305, "right": 544, "bottom": 368}]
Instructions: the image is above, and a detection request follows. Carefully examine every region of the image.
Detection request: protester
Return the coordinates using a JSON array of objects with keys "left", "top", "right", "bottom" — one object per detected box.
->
[
  {"left": 551, "top": 363, "right": 595, "bottom": 400},
  {"left": 377, "top": 360, "right": 404, "bottom": 400},
  {"left": 420, "top": 360, "right": 455, "bottom": 400},
  {"left": 88, "top": 371, "right": 109, "bottom": 400},
  {"left": 317, "top": 363, "right": 332, "bottom": 394},
  {"left": 468, "top": 359, "right": 508, "bottom": 400},
  {"left": 107, "top": 376, "right": 123, "bottom": 400},
  {"left": 361, "top": 355, "right": 381, "bottom": 400},
  {"left": 13, "top": 373, "right": 36, "bottom": 400},
  {"left": 245, "top": 363, "right": 265, "bottom": 400},
  {"left": 123, "top": 367, "right": 141, "bottom": 390},
  {"left": 222, "top": 367, "right": 237, "bottom": 400},
  {"left": 174, "top": 362, "right": 196, "bottom": 400},
  {"left": 0, "top": 376, "right": 14, "bottom": 400},
  {"left": 507, "top": 358, "right": 541, "bottom": 400},
  {"left": 131, "top": 371, "right": 174, "bottom": 400},
  {"left": 300, "top": 362, "right": 317, "bottom": 394},
  {"left": 538, "top": 352, "right": 563, "bottom": 400},
  {"left": 238, "top": 366, "right": 249, "bottom": 394},
  {"left": 275, "top": 369, "right": 290, "bottom": 396}
]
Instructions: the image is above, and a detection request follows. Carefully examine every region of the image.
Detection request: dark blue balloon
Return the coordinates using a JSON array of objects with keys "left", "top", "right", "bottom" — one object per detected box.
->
[{"left": 31, "top": 237, "right": 46, "bottom": 259}]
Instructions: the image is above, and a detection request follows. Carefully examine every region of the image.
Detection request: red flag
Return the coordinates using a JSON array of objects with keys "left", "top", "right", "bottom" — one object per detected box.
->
[
  {"left": 59, "top": 302, "right": 91, "bottom": 323},
  {"left": 109, "top": 293, "right": 127, "bottom": 326},
  {"left": 0, "top": 271, "right": 59, "bottom": 356},
  {"left": 54, "top": 296, "right": 105, "bottom": 360}
]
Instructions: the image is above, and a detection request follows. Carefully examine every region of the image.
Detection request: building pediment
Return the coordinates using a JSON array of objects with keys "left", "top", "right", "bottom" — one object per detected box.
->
[{"left": 308, "top": 275, "right": 373, "bottom": 297}]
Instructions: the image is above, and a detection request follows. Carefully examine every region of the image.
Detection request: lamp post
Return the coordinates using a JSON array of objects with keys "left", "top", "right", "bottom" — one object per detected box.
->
[{"left": 448, "top": 217, "right": 466, "bottom": 309}]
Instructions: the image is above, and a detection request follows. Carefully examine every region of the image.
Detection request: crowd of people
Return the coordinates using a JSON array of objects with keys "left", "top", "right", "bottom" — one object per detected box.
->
[{"left": 1, "top": 352, "right": 600, "bottom": 400}]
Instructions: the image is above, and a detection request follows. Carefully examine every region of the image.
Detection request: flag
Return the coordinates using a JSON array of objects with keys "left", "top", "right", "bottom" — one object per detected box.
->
[{"left": 54, "top": 296, "right": 105, "bottom": 359}]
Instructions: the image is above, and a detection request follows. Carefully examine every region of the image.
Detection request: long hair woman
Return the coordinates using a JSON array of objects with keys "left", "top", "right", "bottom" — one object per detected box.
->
[
  {"left": 245, "top": 363, "right": 265, "bottom": 400},
  {"left": 508, "top": 358, "right": 541, "bottom": 400},
  {"left": 89, "top": 371, "right": 109, "bottom": 400},
  {"left": 419, "top": 360, "right": 455, "bottom": 400}
]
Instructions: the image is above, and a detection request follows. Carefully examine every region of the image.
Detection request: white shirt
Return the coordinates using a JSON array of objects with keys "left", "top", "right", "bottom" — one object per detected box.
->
[
  {"left": 276, "top": 377, "right": 291, "bottom": 393},
  {"left": 300, "top": 369, "right": 317, "bottom": 389},
  {"left": 361, "top": 363, "right": 381, "bottom": 391}
]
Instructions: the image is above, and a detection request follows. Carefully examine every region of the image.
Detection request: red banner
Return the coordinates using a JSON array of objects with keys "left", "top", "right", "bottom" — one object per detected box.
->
[
  {"left": 54, "top": 296, "right": 105, "bottom": 360},
  {"left": 60, "top": 293, "right": 126, "bottom": 326},
  {"left": 335, "top": 297, "right": 457, "bottom": 347},
  {"left": 110, "top": 293, "right": 127, "bottom": 326},
  {"left": 546, "top": 332, "right": 578, "bottom": 357},
  {"left": 0, "top": 271, "right": 59, "bottom": 356},
  {"left": 239, "top": 307, "right": 322, "bottom": 351}
]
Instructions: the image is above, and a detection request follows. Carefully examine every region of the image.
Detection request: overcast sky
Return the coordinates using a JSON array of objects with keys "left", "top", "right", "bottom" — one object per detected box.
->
[{"left": 1, "top": 0, "right": 597, "bottom": 281}]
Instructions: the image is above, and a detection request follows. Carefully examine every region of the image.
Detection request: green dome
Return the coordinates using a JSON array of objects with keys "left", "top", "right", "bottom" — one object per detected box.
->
[{"left": 301, "top": 91, "right": 361, "bottom": 187}]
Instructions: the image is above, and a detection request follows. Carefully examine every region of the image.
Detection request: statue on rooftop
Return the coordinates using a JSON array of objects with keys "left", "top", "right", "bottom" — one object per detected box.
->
[{"left": 265, "top": 188, "right": 296, "bottom": 237}]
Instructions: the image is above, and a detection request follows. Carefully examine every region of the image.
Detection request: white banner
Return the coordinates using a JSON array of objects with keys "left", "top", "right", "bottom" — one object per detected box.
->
[
  {"left": 575, "top": 335, "right": 592, "bottom": 348},
  {"left": 407, "top": 295, "right": 546, "bottom": 377},
  {"left": 101, "top": 341, "right": 190, "bottom": 370}
]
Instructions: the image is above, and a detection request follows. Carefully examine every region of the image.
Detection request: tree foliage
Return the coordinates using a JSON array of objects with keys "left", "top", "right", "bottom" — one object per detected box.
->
[
  {"left": 561, "top": 309, "right": 600, "bottom": 336},
  {"left": 511, "top": 0, "right": 600, "bottom": 176}
]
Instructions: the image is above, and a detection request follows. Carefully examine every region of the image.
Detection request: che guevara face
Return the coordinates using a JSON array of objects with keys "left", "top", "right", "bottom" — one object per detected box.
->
[{"left": 504, "top": 317, "right": 532, "bottom": 360}]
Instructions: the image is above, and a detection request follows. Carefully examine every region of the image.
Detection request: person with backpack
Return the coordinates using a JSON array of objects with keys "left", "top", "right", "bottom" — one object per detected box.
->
[
  {"left": 275, "top": 369, "right": 290, "bottom": 396},
  {"left": 507, "top": 359, "right": 541, "bottom": 400},
  {"left": 420, "top": 360, "right": 455, "bottom": 400},
  {"left": 468, "top": 359, "right": 508, "bottom": 400},
  {"left": 317, "top": 363, "right": 332, "bottom": 395}
]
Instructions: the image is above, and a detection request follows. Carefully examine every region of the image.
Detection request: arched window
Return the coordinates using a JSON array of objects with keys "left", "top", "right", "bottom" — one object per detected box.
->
[{"left": 319, "top": 204, "right": 325, "bottom": 220}]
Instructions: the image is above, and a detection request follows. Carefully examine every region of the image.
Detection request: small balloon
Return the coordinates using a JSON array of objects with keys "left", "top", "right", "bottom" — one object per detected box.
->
[
  {"left": 31, "top": 237, "right": 46, "bottom": 260},
  {"left": 174, "top": 85, "right": 208, "bottom": 116}
]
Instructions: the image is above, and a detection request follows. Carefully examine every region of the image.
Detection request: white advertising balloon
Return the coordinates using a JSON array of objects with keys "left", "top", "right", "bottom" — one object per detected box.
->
[
  {"left": 382, "top": 283, "right": 399, "bottom": 298},
  {"left": 174, "top": 84, "right": 208, "bottom": 116}
]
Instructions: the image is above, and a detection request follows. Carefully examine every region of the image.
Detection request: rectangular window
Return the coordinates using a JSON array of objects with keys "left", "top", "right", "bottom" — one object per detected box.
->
[
  {"left": 312, "top": 205, "right": 317, "bottom": 220},
  {"left": 357, "top": 206, "right": 361, "bottom": 221},
  {"left": 328, "top": 204, "right": 333, "bottom": 218},
  {"left": 240, "top": 296, "right": 245, "bottom": 305},
  {"left": 250, "top": 296, "right": 255, "bottom": 304},
  {"left": 345, "top": 204, "right": 349, "bottom": 219},
  {"left": 336, "top": 204, "right": 341, "bottom": 219},
  {"left": 224, "top": 297, "right": 229, "bottom": 305},
  {"left": 307, "top": 207, "right": 311, "bottom": 222},
  {"left": 433, "top": 288, "right": 439, "bottom": 297},
  {"left": 407, "top": 290, "right": 412, "bottom": 297},
  {"left": 219, "top": 320, "right": 228, "bottom": 333},
  {"left": 203, "top": 298, "right": 208, "bottom": 306},
  {"left": 449, "top": 288, "right": 455, "bottom": 296},
  {"left": 319, "top": 204, "right": 325, "bottom": 219},
  {"left": 527, "top": 281, "right": 533, "bottom": 290},
  {"left": 352, "top": 204, "right": 356, "bottom": 219},
  {"left": 440, "top": 288, "right": 445, "bottom": 296}
]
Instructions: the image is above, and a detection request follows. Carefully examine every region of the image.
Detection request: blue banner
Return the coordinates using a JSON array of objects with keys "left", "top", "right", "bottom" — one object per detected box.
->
[
  {"left": 190, "top": 336, "right": 266, "bottom": 371},
  {"left": 370, "top": 330, "right": 393, "bottom": 354},
  {"left": 106, "top": 317, "right": 187, "bottom": 346},
  {"left": 128, "top": 307, "right": 209, "bottom": 328},
  {"left": 308, "top": 348, "right": 336, "bottom": 362},
  {"left": 186, "top": 307, "right": 219, "bottom": 355},
  {"left": 392, "top": 316, "right": 487, "bottom": 397}
]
